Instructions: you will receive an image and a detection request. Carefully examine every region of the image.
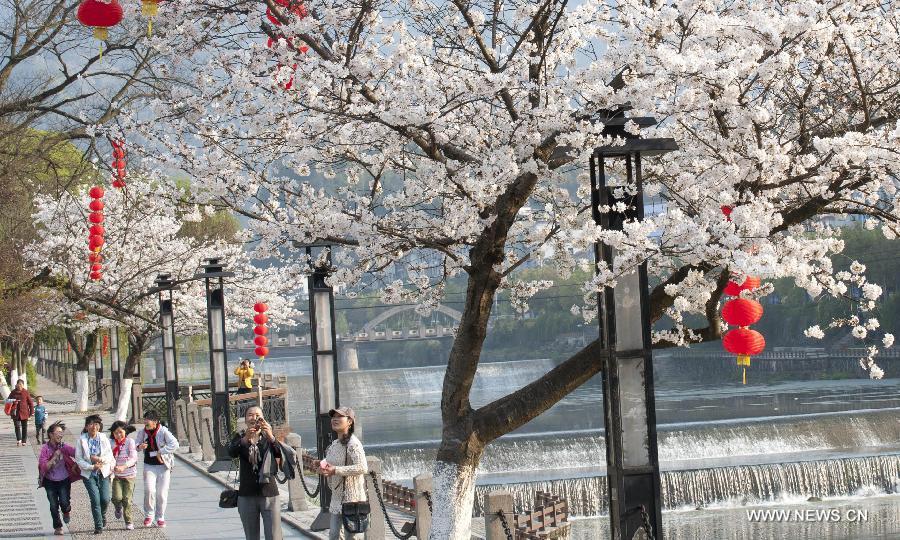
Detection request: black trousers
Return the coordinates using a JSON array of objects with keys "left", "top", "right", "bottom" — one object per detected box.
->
[
  {"left": 35, "top": 421, "right": 46, "bottom": 444},
  {"left": 12, "top": 418, "right": 27, "bottom": 443}
]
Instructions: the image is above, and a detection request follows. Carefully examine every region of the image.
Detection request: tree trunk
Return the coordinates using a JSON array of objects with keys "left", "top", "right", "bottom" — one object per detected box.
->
[
  {"left": 75, "top": 370, "right": 89, "bottom": 411},
  {"left": 115, "top": 378, "right": 133, "bottom": 421},
  {"left": 430, "top": 442, "right": 483, "bottom": 538}
]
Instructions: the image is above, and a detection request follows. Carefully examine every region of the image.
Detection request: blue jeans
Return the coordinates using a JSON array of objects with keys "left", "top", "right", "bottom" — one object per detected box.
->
[
  {"left": 83, "top": 474, "right": 111, "bottom": 529},
  {"left": 44, "top": 478, "right": 72, "bottom": 529}
]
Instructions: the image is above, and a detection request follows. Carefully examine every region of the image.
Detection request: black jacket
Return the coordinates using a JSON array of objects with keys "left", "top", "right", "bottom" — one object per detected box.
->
[{"left": 228, "top": 433, "right": 282, "bottom": 497}]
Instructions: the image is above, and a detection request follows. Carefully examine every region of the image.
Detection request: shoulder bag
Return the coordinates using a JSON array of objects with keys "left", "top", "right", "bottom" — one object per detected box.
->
[
  {"left": 218, "top": 455, "right": 240, "bottom": 509},
  {"left": 340, "top": 440, "right": 370, "bottom": 534}
]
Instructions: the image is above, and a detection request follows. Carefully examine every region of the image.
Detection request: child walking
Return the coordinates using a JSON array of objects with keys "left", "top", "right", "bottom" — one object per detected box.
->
[
  {"left": 110, "top": 421, "right": 138, "bottom": 530},
  {"left": 34, "top": 396, "right": 48, "bottom": 445}
]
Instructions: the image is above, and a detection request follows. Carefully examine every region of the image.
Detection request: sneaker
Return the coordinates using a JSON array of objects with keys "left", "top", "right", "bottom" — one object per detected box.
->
[
  {"left": 156, "top": 520, "right": 166, "bottom": 528},
  {"left": 63, "top": 512, "right": 71, "bottom": 524},
  {"left": 94, "top": 527, "right": 103, "bottom": 535},
  {"left": 143, "top": 518, "right": 153, "bottom": 527},
  {"left": 126, "top": 523, "right": 134, "bottom": 530},
  {"left": 53, "top": 528, "right": 63, "bottom": 536},
  {"left": 115, "top": 507, "right": 122, "bottom": 519}
]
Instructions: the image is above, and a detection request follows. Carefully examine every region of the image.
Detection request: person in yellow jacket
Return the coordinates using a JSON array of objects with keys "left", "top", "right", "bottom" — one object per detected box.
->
[{"left": 234, "top": 359, "right": 254, "bottom": 395}]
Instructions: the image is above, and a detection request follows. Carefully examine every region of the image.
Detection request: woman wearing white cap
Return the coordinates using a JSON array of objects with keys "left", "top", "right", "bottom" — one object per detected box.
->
[{"left": 316, "top": 406, "right": 368, "bottom": 539}]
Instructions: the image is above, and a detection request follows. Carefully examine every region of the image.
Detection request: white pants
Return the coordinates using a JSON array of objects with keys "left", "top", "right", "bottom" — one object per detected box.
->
[{"left": 143, "top": 464, "right": 171, "bottom": 521}]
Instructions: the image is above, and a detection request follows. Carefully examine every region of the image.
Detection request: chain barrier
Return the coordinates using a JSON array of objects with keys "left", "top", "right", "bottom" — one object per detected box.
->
[
  {"left": 39, "top": 383, "right": 110, "bottom": 406},
  {"left": 369, "top": 471, "right": 416, "bottom": 540},
  {"left": 639, "top": 505, "right": 654, "bottom": 540},
  {"left": 190, "top": 411, "right": 202, "bottom": 447},
  {"left": 178, "top": 406, "right": 188, "bottom": 434},
  {"left": 423, "top": 490, "right": 433, "bottom": 515},
  {"left": 495, "top": 510, "right": 515, "bottom": 540},
  {"left": 297, "top": 464, "right": 321, "bottom": 498}
]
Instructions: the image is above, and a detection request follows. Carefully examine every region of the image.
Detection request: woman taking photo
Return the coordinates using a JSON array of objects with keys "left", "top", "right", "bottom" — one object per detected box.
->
[
  {"left": 74, "top": 414, "right": 113, "bottom": 534},
  {"left": 229, "top": 406, "right": 284, "bottom": 540},
  {"left": 318, "top": 407, "right": 368, "bottom": 540}
]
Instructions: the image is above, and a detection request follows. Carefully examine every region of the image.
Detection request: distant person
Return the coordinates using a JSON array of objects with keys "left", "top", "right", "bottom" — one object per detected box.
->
[
  {"left": 38, "top": 421, "right": 80, "bottom": 536},
  {"left": 34, "top": 395, "right": 48, "bottom": 444},
  {"left": 235, "top": 359, "right": 255, "bottom": 395},
  {"left": 6, "top": 379, "right": 35, "bottom": 446},
  {"left": 316, "top": 407, "right": 368, "bottom": 540},
  {"left": 110, "top": 420, "right": 138, "bottom": 530},
  {"left": 135, "top": 411, "right": 179, "bottom": 528},
  {"left": 229, "top": 406, "right": 284, "bottom": 540},
  {"left": 75, "top": 414, "right": 113, "bottom": 534}
]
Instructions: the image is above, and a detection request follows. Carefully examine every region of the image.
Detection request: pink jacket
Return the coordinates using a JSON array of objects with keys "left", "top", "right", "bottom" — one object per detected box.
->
[
  {"left": 112, "top": 437, "right": 138, "bottom": 478},
  {"left": 38, "top": 442, "right": 81, "bottom": 484}
]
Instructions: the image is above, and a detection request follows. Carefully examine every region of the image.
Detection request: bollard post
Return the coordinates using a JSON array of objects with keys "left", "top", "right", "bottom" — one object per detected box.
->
[
  {"left": 199, "top": 406, "right": 216, "bottom": 462},
  {"left": 174, "top": 399, "right": 189, "bottom": 446},
  {"left": 186, "top": 402, "right": 201, "bottom": 454},
  {"left": 286, "top": 433, "right": 309, "bottom": 512},
  {"left": 365, "top": 457, "right": 385, "bottom": 540},
  {"left": 485, "top": 491, "right": 515, "bottom": 540},
  {"left": 413, "top": 473, "right": 433, "bottom": 540}
]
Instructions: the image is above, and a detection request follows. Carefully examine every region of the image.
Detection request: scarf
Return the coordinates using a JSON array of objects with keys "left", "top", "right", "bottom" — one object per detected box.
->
[
  {"left": 248, "top": 435, "right": 261, "bottom": 472},
  {"left": 113, "top": 438, "right": 126, "bottom": 458}
]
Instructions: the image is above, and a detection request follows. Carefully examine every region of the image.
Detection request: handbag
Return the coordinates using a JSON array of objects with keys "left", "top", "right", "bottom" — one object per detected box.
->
[
  {"left": 218, "top": 457, "right": 240, "bottom": 509},
  {"left": 339, "top": 441, "right": 370, "bottom": 534}
]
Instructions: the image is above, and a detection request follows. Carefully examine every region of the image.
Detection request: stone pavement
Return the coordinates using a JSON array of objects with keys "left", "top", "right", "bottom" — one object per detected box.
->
[{"left": 1, "top": 373, "right": 309, "bottom": 540}]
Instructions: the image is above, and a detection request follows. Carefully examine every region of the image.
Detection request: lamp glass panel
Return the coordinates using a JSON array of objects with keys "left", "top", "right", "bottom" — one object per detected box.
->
[
  {"left": 618, "top": 356, "right": 651, "bottom": 467},
  {"left": 314, "top": 291, "right": 333, "bottom": 351},
  {"left": 95, "top": 348, "right": 102, "bottom": 370},
  {"left": 212, "top": 351, "right": 226, "bottom": 392},
  {"left": 614, "top": 268, "right": 645, "bottom": 351},
  {"left": 316, "top": 353, "right": 336, "bottom": 411},
  {"left": 210, "top": 305, "right": 225, "bottom": 350},
  {"left": 164, "top": 349, "right": 176, "bottom": 381},
  {"left": 162, "top": 313, "right": 174, "bottom": 347}
]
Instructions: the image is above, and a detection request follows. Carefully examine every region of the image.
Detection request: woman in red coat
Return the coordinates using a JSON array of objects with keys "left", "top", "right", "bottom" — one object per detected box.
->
[{"left": 7, "top": 379, "right": 35, "bottom": 446}]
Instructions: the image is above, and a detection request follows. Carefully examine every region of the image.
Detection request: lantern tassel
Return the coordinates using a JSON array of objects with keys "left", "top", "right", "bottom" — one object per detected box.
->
[
  {"left": 148, "top": 18, "right": 152, "bottom": 37},
  {"left": 743, "top": 367, "right": 746, "bottom": 385}
]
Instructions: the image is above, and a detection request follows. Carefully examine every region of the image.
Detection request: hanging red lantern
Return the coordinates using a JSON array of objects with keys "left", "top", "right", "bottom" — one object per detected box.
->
[
  {"left": 89, "top": 224, "right": 105, "bottom": 236},
  {"left": 723, "top": 327, "right": 766, "bottom": 384},
  {"left": 253, "top": 302, "right": 268, "bottom": 313},
  {"left": 77, "top": 0, "right": 124, "bottom": 41},
  {"left": 89, "top": 235, "right": 105, "bottom": 251},
  {"left": 253, "top": 325, "right": 268, "bottom": 336},
  {"left": 89, "top": 199, "right": 105, "bottom": 212},
  {"left": 89, "top": 185, "right": 105, "bottom": 199},
  {"left": 253, "top": 313, "right": 268, "bottom": 325},
  {"left": 254, "top": 335, "right": 268, "bottom": 347},
  {"left": 89, "top": 212, "right": 104, "bottom": 224},
  {"left": 91, "top": 263, "right": 103, "bottom": 272},
  {"left": 110, "top": 140, "right": 127, "bottom": 188},
  {"left": 254, "top": 346, "right": 269, "bottom": 358},
  {"left": 721, "top": 298, "right": 764, "bottom": 327},
  {"left": 88, "top": 252, "right": 103, "bottom": 263},
  {"left": 102, "top": 333, "right": 109, "bottom": 356},
  {"left": 90, "top": 271, "right": 103, "bottom": 281},
  {"left": 723, "top": 275, "right": 761, "bottom": 297}
]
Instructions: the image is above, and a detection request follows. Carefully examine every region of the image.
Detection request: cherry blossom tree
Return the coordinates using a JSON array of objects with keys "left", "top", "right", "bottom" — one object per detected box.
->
[
  {"left": 103, "top": 0, "right": 900, "bottom": 534},
  {"left": 26, "top": 177, "right": 301, "bottom": 414}
]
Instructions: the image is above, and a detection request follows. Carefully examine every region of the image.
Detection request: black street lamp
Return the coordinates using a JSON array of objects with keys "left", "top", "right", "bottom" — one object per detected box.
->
[
  {"left": 303, "top": 244, "right": 341, "bottom": 531},
  {"left": 589, "top": 109, "right": 677, "bottom": 540},
  {"left": 196, "top": 258, "right": 236, "bottom": 472},
  {"left": 94, "top": 337, "right": 104, "bottom": 405},
  {"left": 110, "top": 327, "right": 120, "bottom": 405},
  {"left": 153, "top": 274, "right": 180, "bottom": 434}
]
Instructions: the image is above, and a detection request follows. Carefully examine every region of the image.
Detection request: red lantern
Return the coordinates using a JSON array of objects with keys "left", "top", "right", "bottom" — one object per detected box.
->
[
  {"left": 89, "top": 185, "right": 105, "bottom": 199},
  {"left": 253, "top": 325, "right": 268, "bottom": 336},
  {"left": 723, "top": 328, "right": 766, "bottom": 357},
  {"left": 112, "top": 179, "right": 125, "bottom": 188},
  {"left": 102, "top": 334, "right": 109, "bottom": 356},
  {"left": 721, "top": 298, "right": 764, "bottom": 327},
  {"left": 89, "top": 225, "right": 105, "bottom": 236},
  {"left": 90, "top": 271, "right": 103, "bottom": 281},
  {"left": 88, "top": 252, "right": 103, "bottom": 263},
  {"left": 89, "top": 200, "right": 105, "bottom": 211},
  {"left": 89, "top": 235, "right": 105, "bottom": 250},
  {"left": 77, "top": 0, "right": 124, "bottom": 41},
  {"left": 254, "top": 346, "right": 269, "bottom": 358},
  {"left": 253, "top": 313, "right": 268, "bottom": 325},
  {"left": 91, "top": 263, "right": 103, "bottom": 272},
  {"left": 724, "top": 276, "right": 761, "bottom": 296},
  {"left": 254, "top": 336, "right": 268, "bottom": 347},
  {"left": 253, "top": 302, "right": 268, "bottom": 313},
  {"left": 89, "top": 212, "right": 104, "bottom": 224}
]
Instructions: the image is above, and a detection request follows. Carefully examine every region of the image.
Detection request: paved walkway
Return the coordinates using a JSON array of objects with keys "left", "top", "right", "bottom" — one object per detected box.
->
[{"left": 1, "top": 373, "right": 308, "bottom": 540}]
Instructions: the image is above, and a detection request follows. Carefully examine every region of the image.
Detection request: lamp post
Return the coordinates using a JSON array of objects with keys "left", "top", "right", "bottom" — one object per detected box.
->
[
  {"left": 589, "top": 109, "right": 677, "bottom": 540},
  {"left": 303, "top": 244, "right": 341, "bottom": 531},
  {"left": 94, "top": 337, "right": 104, "bottom": 405},
  {"left": 196, "top": 258, "right": 236, "bottom": 472},
  {"left": 154, "top": 274, "right": 180, "bottom": 434},
  {"left": 110, "top": 327, "right": 120, "bottom": 405}
]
